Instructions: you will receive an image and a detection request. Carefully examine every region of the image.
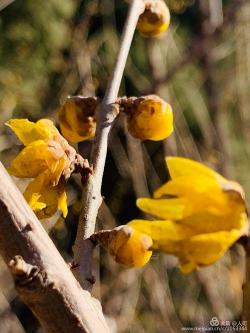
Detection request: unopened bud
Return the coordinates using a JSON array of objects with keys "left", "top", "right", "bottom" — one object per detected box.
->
[
  {"left": 59, "top": 96, "right": 98, "bottom": 143},
  {"left": 137, "top": 0, "right": 170, "bottom": 37},
  {"left": 126, "top": 95, "right": 173, "bottom": 141},
  {"left": 91, "top": 225, "right": 153, "bottom": 268}
]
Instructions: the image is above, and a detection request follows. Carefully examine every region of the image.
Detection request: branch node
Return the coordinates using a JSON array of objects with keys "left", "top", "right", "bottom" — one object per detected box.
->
[
  {"left": 86, "top": 275, "right": 96, "bottom": 285},
  {"left": 8, "top": 255, "right": 39, "bottom": 286}
]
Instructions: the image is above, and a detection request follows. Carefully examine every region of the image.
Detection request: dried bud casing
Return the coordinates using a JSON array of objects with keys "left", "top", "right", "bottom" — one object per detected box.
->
[
  {"left": 91, "top": 226, "right": 153, "bottom": 268},
  {"left": 126, "top": 95, "right": 173, "bottom": 141},
  {"left": 137, "top": 0, "right": 170, "bottom": 37},
  {"left": 59, "top": 96, "right": 98, "bottom": 143}
]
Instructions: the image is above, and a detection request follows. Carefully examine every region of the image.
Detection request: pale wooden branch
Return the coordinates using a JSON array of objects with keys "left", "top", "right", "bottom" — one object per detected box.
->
[
  {"left": 73, "top": 0, "right": 145, "bottom": 289},
  {"left": 0, "top": 162, "right": 110, "bottom": 333}
]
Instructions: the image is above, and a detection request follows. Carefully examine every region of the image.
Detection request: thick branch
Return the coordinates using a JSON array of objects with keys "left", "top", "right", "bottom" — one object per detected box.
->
[
  {"left": 0, "top": 162, "right": 109, "bottom": 333},
  {"left": 73, "top": 0, "right": 145, "bottom": 288}
]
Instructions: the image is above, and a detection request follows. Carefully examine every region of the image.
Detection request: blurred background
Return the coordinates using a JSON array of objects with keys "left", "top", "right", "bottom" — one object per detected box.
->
[{"left": 0, "top": 0, "right": 249, "bottom": 332}]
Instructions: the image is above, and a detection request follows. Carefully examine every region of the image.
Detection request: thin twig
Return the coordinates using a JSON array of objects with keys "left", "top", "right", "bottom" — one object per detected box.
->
[
  {"left": 0, "top": 0, "right": 15, "bottom": 11},
  {"left": 73, "top": 0, "right": 145, "bottom": 289}
]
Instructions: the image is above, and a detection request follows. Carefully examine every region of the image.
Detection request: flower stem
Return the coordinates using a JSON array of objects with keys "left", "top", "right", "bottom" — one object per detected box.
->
[{"left": 73, "top": 0, "right": 145, "bottom": 289}]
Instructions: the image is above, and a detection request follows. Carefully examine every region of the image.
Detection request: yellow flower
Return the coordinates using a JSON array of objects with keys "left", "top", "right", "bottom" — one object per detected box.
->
[
  {"left": 137, "top": 0, "right": 170, "bottom": 37},
  {"left": 7, "top": 119, "right": 69, "bottom": 181},
  {"left": 128, "top": 157, "right": 248, "bottom": 272},
  {"left": 6, "top": 119, "right": 89, "bottom": 219},
  {"left": 127, "top": 95, "right": 173, "bottom": 141},
  {"left": 24, "top": 171, "right": 67, "bottom": 220},
  {"left": 58, "top": 96, "right": 97, "bottom": 143}
]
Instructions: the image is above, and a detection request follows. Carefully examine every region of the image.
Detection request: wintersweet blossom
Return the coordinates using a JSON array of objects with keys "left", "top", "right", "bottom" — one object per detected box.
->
[
  {"left": 128, "top": 157, "right": 248, "bottom": 272},
  {"left": 6, "top": 119, "right": 88, "bottom": 219}
]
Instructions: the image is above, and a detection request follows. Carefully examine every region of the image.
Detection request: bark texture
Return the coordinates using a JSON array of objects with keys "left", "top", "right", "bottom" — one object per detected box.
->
[{"left": 0, "top": 162, "right": 109, "bottom": 333}]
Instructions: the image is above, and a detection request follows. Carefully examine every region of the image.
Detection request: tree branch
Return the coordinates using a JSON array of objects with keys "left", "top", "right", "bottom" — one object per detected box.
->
[
  {"left": 73, "top": 0, "right": 145, "bottom": 289},
  {"left": 0, "top": 162, "right": 109, "bottom": 333}
]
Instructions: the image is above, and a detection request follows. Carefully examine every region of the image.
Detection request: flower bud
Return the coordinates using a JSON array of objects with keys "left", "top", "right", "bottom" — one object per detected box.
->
[
  {"left": 58, "top": 96, "right": 98, "bottom": 143},
  {"left": 137, "top": 0, "right": 170, "bottom": 37},
  {"left": 126, "top": 95, "right": 173, "bottom": 141},
  {"left": 92, "top": 226, "right": 153, "bottom": 268}
]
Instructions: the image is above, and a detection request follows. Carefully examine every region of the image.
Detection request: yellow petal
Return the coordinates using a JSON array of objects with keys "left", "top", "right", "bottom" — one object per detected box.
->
[
  {"left": 6, "top": 119, "right": 57, "bottom": 146},
  {"left": 128, "top": 219, "right": 194, "bottom": 254},
  {"left": 28, "top": 193, "right": 46, "bottom": 211},
  {"left": 166, "top": 157, "right": 224, "bottom": 181},
  {"left": 136, "top": 197, "right": 186, "bottom": 220},
  {"left": 128, "top": 219, "right": 246, "bottom": 272},
  {"left": 8, "top": 139, "right": 67, "bottom": 184},
  {"left": 48, "top": 157, "right": 68, "bottom": 186},
  {"left": 58, "top": 190, "right": 68, "bottom": 218},
  {"left": 59, "top": 98, "right": 96, "bottom": 143},
  {"left": 183, "top": 229, "right": 241, "bottom": 267},
  {"left": 59, "top": 119, "right": 88, "bottom": 144},
  {"left": 24, "top": 173, "right": 67, "bottom": 219},
  {"left": 179, "top": 262, "right": 197, "bottom": 274},
  {"left": 24, "top": 174, "right": 50, "bottom": 217},
  {"left": 8, "top": 140, "right": 50, "bottom": 178},
  {"left": 154, "top": 175, "right": 220, "bottom": 198},
  {"left": 180, "top": 211, "right": 248, "bottom": 234}
]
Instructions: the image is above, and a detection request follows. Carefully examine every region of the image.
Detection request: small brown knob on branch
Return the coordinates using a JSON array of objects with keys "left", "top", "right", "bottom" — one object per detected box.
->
[{"left": 8, "top": 255, "right": 39, "bottom": 286}]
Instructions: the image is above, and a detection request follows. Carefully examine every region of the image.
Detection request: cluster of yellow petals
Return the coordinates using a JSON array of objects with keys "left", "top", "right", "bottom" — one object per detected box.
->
[
  {"left": 128, "top": 157, "right": 248, "bottom": 272},
  {"left": 6, "top": 119, "right": 70, "bottom": 219}
]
